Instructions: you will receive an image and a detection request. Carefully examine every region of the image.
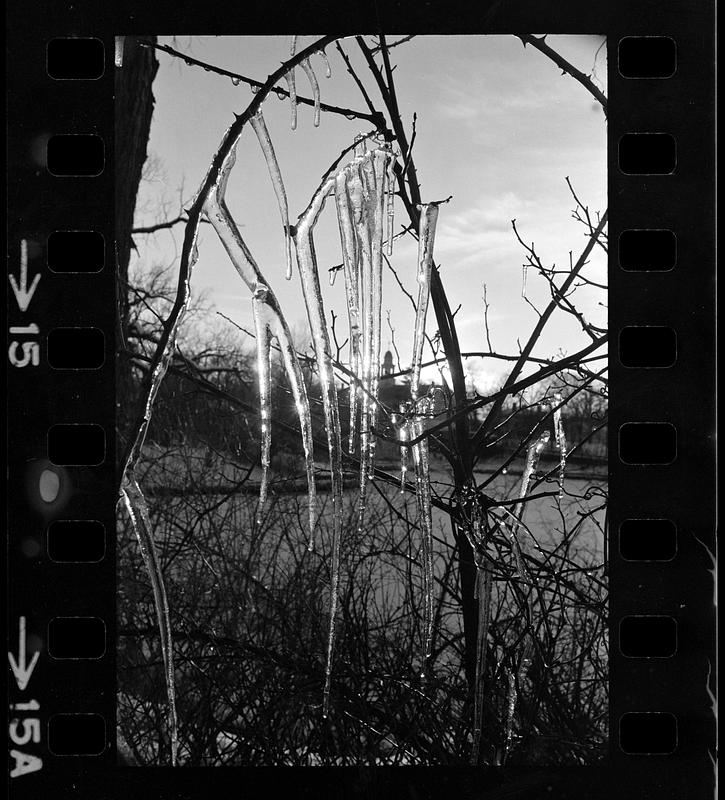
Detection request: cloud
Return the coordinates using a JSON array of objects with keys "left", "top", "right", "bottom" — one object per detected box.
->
[
  {"left": 431, "top": 193, "right": 535, "bottom": 269},
  {"left": 437, "top": 97, "right": 481, "bottom": 122}
]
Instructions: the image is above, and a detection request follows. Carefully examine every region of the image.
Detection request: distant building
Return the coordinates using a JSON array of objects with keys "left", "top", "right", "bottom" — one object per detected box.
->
[
  {"left": 381, "top": 350, "right": 395, "bottom": 377},
  {"left": 379, "top": 350, "right": 409, "bottom": 410}
]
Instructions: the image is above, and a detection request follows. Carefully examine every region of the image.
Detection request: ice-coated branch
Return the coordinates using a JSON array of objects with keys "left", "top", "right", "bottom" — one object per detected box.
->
[
  {"left": 123, "top": 34, "right": 339, "bottom": 481},
  {"left": 121, "top": 478, "right": 179, "bottom": 765},
  {"left": 204, "top": 143, "right": 318, "bottom": 542},
  {"left": 123, "top": 34, "right": 340, "bottom": 483},
  {"left": 144, "top": 40, "right": 381, "bottom": 127}
]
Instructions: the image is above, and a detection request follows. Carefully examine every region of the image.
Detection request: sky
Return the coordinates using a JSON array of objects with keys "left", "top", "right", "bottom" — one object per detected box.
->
[{"left": 132, "top": 35, "right": 607, "bottom": 393}]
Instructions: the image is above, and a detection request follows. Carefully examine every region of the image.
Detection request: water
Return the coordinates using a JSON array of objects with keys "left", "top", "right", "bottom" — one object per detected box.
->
[{"left": 121, "top": 444, "right": 607, "bottom": 765}]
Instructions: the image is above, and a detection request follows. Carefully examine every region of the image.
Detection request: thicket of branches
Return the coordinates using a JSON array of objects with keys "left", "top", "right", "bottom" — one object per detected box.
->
[{"left": 117, "top": 34, "right": 608, "bottom": 767}]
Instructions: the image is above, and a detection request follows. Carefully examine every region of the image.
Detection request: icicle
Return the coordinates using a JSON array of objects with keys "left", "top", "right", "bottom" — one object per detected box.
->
[
  {"left": 395, "top": 198, "right": 443, "bottom": 682},
  {"left": 505, "top": 430, "right": 550, "bottom": 577},
  {"left": 252, "top": 287, "right": 273, "bottom": 525},
  {"left": 398, "top": 402, "right": 409, "bottom": 492},
  {"left": 318, "top": 48, "right": 332, "bottom": 78},
  {"left": 121, "top": 478, "right": 179, "bottom": 766},
  {"left": 300, "top": 58, "right": 321, "bottom": 127},
  {"left": 515, "top": 430, "right": 550, "bottom": 519},
  {"left": 365, "top": 150, "right": 388, "bottom": 481},
  {"left": 285, "top": 36, "right": 298, "bottom": 130},
  {"left": 521, "top": 262, "right": 528, "bottom": 297},
  {"left": 501, "top": 667, "right": 518, "bottom": 764},
  {"left": 334, "top": 170, "right": 361, "bottom": 452},
  {"left": 353, "top": 132, "right": 368, "bottom": 160},
  {"left": 231, "top": 76, "right": 241, "bottom": 86},
  {"left": 493, "top": 431, "right": 547, "bottom": 763},
  {"left": 411, "top": 396, "right": 434, "bottom": 674},
  {"left": 348, "top": 161, "right": 374, "bottom": 528},
  {"left": 347, "top": 148, "right": 390, "bottom": 527},
  {"left": 553, "top": 393, "right": 567, "bottom": 498},
  {"left": 203, "top": 142, "right": 317, "bottom": 545},
  {"left": 293, "top": 175, "right": 345, "bottom": 718},
  {"left": 411, "top": 203, "right": 441, "bottom": 400},
  {"left": 282, "top": 72, "right": 297, "bottom": 130},
  {"left": 385, "top": 150, "right": 397, "bottom": 256},
  {"left": 250, "top": 110, "right": 294, "bottom": 282},
  {"left": 470, "top": 553, "right": 493, "bottom": 766},
  {"left": 272, "top": 317, "right": 318, "bottom": 549}
]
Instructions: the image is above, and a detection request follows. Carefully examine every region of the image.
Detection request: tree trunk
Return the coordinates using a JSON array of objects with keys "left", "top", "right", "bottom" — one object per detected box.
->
[{"left": 115, "top": 36, "right": 159, "bottom": 469}]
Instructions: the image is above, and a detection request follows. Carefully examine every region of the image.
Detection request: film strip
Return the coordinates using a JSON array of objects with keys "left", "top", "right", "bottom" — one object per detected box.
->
[{"left": 6, "top": 2, "right": 715, "bottom": 798}]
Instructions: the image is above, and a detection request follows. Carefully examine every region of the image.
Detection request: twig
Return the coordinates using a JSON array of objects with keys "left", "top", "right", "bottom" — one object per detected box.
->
[
  {"left": 517, "top": 35, "right": 608, "bottom": 114},
  {"left": 132, "top": 214, "right": 211, "bottom": 235},
  {"left": 144, "top": 40, "right": 383, "bottom": 127}
]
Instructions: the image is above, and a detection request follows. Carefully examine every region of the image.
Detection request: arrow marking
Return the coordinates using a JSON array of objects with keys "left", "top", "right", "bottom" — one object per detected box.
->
[
  {"left": 9, "top": 240, "right": 41, "bottom": 313},
  {"left": 8, "top": 616, "right": 40, "bottom": 692}
]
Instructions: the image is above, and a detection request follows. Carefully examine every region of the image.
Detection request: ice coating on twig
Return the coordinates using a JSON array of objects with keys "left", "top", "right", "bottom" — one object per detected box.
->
[
  {"left": 411, "top": 203, "right": 441, "bottom": 400},
  {"left": 284, "top": 36, "right": 298, "bottom": 130},
  {"left": 385, "top": 153, "right": 397, "bottom": 256},
  {"left": 203, "top": 142, "right": 317, "bottom": 543},
  {"left": 318, "top": 48, "right": 332, "bottom": 78},
  {"left": 552, "top": 394, "right": 567, "bottom": 498},
  {"left": 300, "top": 58, "right": 321, "bottom": 127},
  {"left": 121, "top": 478, "right": 179, "bottom": 766},
  {"left": 293, "top": 175, "right": 346, "bottom": 717},
  {"left": 250, "top": 110, "right": 294, "bottom": 280}
]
